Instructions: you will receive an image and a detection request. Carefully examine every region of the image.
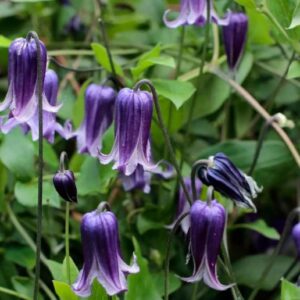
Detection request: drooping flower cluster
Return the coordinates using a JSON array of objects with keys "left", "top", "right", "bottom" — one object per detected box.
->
[
  {"left": 197, "top": 153, "right": 262, "bottom": 212},
  {"left": 72, "top": 207, "right": 139, "bottom": 296},
  {"left": 0, "top": 37, "right": 71, "bottom": 143}
]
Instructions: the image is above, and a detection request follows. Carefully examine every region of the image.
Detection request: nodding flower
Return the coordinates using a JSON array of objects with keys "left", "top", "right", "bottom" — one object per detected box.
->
[
  {"left": 1, "top": 69, "right": 70, "bottom": 143},
  {"left": 72, "top": 206, "right": 139, "bottom": 296},
  {"left": 222, "top": 12, "right": 248, "bottom": 71},
  {"left": 53, "top": 169, "right": 77, "bottom": 203},
  {"left": 163, "top": 0, "right": 229, "bottom": 29},
  {"left": 197, "top": 153, "right": 262, "bottom": 212},
  {"left": 0, "top": 37, "right": 60, "bottom": 123},
  {"left": 181, "top": 200, "right": 233, "bottom": 290},
  {"left": 75, "top": 84, "right": 116, "bottom": 157},
  {"left": 99, "top": 87, "right": 163, "bottom": 176}
]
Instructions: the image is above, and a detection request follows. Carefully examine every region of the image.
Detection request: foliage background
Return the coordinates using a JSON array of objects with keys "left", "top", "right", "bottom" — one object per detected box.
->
[{"left": 0, "top": 0, "right": 300, "bottom": 299}]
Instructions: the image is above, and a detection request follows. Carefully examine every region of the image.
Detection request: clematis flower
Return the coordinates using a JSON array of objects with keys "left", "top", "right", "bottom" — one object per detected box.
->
[
  {"left": 292, "top": 223, "right": 300, "bottom": 257},
  {"left": 197, "top": 153, "right": 262, "bottom": 212},
  {"left": 120, "top": 162, "right": 174, "bottom": 194},
  {"left": 181, "top": 200, "right": 232, "bottom": 290},
  {"left": 2, "top": 69, "right": 70, "bottom": 143},
  {"left": 75, "top": 84, "right": 116, "bottom": 157},
  {"left": 222, "top": 12, "right": 248, "bottom": 71},
  {"left": 167, "top": 177, "right": 202, "bottom": 234},
  {"left": 99, "top": 87, "right": 161, "bottom": 176},
  {"left": 53, "top": 169, "right": 77, "bottom": 203},
  {"left": 0, "top": 37, "right": 60, "bottom": 123},
  {"left": 72, "top": 207, "right": 139, "bottom": 296},
  {"left": 163, "top": 0, "right": 229, "bottom": 28}
]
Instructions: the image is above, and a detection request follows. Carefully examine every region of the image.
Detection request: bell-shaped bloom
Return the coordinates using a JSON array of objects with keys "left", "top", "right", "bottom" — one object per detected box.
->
[
  {"left": 75, "top": 84, "right": 116, "bottom": 157},
  {"left": 198, "top": 153, "right": 262, "bottom": 212},
  {"left": 163, "top": 0, "right": 229, "bottom": 28},
  {"left": 222, "top": 12, "right": 248, "bottom": 71},
  {"left": 167, "top": 177, "right": 202, "bottom": 234},
  {"left": 120, "top": 162, "right": 174, "bottom": 194},
  {"left": 1, "top": 69, "right": 70, "bottom": 143},
  {"left": 53, "top": 169, "right": 77, "bottom": 203},
  {"left": 72, "top": 209, "right": 139, "bottom": 296},
  {"left": 181, "top": 200, "right": 232, "bottom": 290},
  {"left": 292, "top": 223, "right": 300, "bottom": 257},
  {"left": 0, "top": 37, "right": 60, "bottom": 123},
  {"left": 99, "top": 87, "right": 160, "bottom": 176}
]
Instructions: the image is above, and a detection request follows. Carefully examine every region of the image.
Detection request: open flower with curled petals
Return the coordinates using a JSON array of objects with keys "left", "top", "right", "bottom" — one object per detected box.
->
[
  {"left": 72, "top": 207, "right": 139, "bottom": 296},
  {"left": 163, "top": 0, "right": 229, "bottom": 28},
  {"left": 181, "top": 200, "right": 233, "bottom": 290}
]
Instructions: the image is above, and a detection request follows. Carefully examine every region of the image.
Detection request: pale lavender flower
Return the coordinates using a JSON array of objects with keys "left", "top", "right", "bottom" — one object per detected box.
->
[
  {"left": 0, "top": 37, "right": 60, "bottom": 123},
  {"left": 222, "top": 12, "right": 248, "bottom": 71},
  {"left": 167, "top": 177, "right": 202, "bottom": 234},
  {"left": 99, "top": 87, "right": 161, "bottom": 176},
  {"left": 181, "top": 200, "right": 232, "bottom": 290},
  {"left": 163, "top": 0, "right": 229, "bottom": 28},
  {"left": 75, "top": 84, "right": 116, "bottom": 157},
  {"left": 72, "top": 209, "right": 139, "bottom": 296}
]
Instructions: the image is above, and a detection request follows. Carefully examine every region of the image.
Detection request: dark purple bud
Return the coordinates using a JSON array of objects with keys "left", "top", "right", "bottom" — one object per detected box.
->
[
  {"left": 167, "top": 177, "right": 202, "bottom": 234},
  {"left": 72, "top": 208, "right": 139, "bottom": 296},
  {"left": 163, "top": 0, "right": 229, "bottom": 28},
  {"left": 53, "top": 170, "right": 77, "bottom": 203},
  {"left": 292, "top": 223, "right": 300, "bottom": 257},
  {"left": 222, "top": 12, "right": 248, "bottom": 71},
  {"left": 99, "top": 87, "right": 161, "bottom": 176},
  {"left": 76, "top": 84, "right": 116, "bottom": 157},
  {"left": 198, "top": 153, "right": 262, "bottom": 212},
  {"left": 181, "top": 200, "right": 232, "bottom": 290}
]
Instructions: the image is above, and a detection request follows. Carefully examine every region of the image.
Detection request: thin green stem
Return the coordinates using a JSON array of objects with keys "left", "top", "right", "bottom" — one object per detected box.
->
[
  {"left": 248, "top": 207, "right": 300, "bottom": 300},
  {"left": 26, "top": 31, "right": 44, "bottom": 300},
  {"left": 191, "top": 282, "right": 199, "bottom": 300},
  {"left": 0, "top": 287, "right": 31, "bottom": 300},
  {"left": 164, "top": 212, "right": 189, "bottom": 300},
  {"left": 133, "top": 79, "right": 192, "bottom": 205},
  {"left": 65, "top": 202, "right": 71, "bottom": 285},
  {"left": 248, "top": 116, "right": 277, "bottom": 175}
]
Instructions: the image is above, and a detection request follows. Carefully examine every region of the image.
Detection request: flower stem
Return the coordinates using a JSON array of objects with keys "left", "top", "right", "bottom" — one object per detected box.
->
[
  {"left": 248, "top": 115, "right": 278, "bottom": 175},
  {"left": 134, "top": 79, "right": 192, "bottom": 205},
  {"left": 248, "top": 207, "right": 300, "bottom": 300},
  {"left": 65, "top": 202, "right": 71, "bottom": 285},
  {"left": 212, "top": 68, "right": 300, "bottom": 168},
  {"left": 26, "top": 31, "right": 44, "bottom": 300},
  {"left": 191, "top": 282, "right": 199, "bottom": 300},
  {"left": 0, "top": 287, "right": 31, "bottom": 300},
  {"left": 164, "top": 213, "right": 189, "bottom": 300}
]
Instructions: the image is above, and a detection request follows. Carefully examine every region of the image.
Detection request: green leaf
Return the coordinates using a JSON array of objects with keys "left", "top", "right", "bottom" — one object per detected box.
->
[
  {"left": 153, "top": 272, "right": 181, "bottom": 296},
  {"left": 233, "top": 255, "right": 298, "bottom": 290},
  {"left": 15, "top": 180, "right": 60, "bottom": 208},
  {"left": 288, "top": 1, "right": 300, "bottom": 29},
  {"left": 137, "top": 214, "right": 164, "bottom": 235},
  {"left": 11, "top": 277, "right": 40, "bottom": 300},
  {"left": 53, "top": 281, "right": 78, "bottom": 300},
  {"left": 231, "top": 219, "right": 280, "bottom": 240},
  {"left": 72, "top": 79, "right": 91, "bottom": 128},
  {"left": 287, "top": 61, "right": 300, "bottom": 79},
  {"left": 91, "top": 43, "right": 124, "bottom": 76},
  {"left": 47, "top": 260, "right": 65, "bottom": 282},
  {"left": 0, "top": 35, "right": 10, "bottom": 48},
  {"left": 5, "top": 246, "right": 35, "bottom": 269},
  {"left": 281, "top": 279, "right": 300, "bottom": 300},
  {"left": 0, "top": 129, "right": 35, "bottom": 181},
  {"left": 125, "top": 237, "right": 162, "bottom": 300},
  {"left": 87, "top": 281, "right": 117, "bottom": 300},
  {"left": 152, "top": 79, "right": 196, "bottom": 109},
  {"left": 62, "top": 257, "right": 79, "bottom": 283},
  {"left": 234, "top": 0, "right": 256, "bottom": 9}
]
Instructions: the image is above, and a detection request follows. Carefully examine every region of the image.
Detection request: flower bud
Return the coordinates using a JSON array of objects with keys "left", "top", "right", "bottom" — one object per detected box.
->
[{"left": 53, "top": 170, "right": 77, "bottom": 203}]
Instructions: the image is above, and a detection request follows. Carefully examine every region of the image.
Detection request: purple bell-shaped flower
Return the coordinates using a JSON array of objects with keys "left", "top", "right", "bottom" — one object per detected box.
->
[
  {"left": 72, "top": 206, "right": 139, "bottom": 296},
  {"left": 181, "top": 200, "right": 232, "bottom": 290},
  {"left": 198, "top": 153, "right": 262, "bottom": 212},
  {"left": 75, "top": 84, "right": 116, "bottom": 157},
  {"left": 0, "top": 37, "right": 60, "bottom": 123},
  {"left": 222, "top": 12, "right": 248, "bottom": 71},
  {"left": 163, "top": 0, "right": 229, "bottom": 28},
  {"left": 99, "top": 87, "right": 161, "bottom": 176}
]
